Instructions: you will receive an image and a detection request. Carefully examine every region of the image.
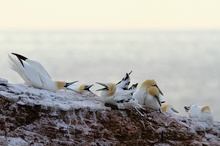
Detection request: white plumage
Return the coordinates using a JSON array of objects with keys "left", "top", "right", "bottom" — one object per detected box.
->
[
  {"left": 144, "top": 86, "right": 162, "bottom": 111},
  {"left": 184, "top": 104, "right": 214, "bottom": 121},
  {"left": 96, "top": 82, "right": 145, "bottom": 116},
  {"left": 162, "top": 104, "right": 179, "bottom": 114},
  {"left": 133, "top": 79, "right": 164, "bottom": 107},
  {"left": 9, "top": 53, "right": 76, "bottom": 92},
  {"left": 116, "top": 71, "right": 132, "bottom": 91}
]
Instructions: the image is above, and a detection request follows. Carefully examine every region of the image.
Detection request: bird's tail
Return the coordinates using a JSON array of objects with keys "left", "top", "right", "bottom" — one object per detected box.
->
[
  {"left": 9, "top": 55, "right": 23, "bottom": 73},
  {"left": 130, "top": 100, "right": 148, "bottom": 116},
  {"left": 134, "top": 107, "right": 148, "bottom": 116},
  {"left": 8, "top": 54, "right": 27, "bottom": 82}
]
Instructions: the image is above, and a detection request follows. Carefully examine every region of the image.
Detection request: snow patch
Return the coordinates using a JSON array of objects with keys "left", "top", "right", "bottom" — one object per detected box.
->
[
  {"left": 8, "top": 137, "right": 28, "bottom": 146},
  {"left": 0, "top": 79, "right": 108, "bottom": 111}
]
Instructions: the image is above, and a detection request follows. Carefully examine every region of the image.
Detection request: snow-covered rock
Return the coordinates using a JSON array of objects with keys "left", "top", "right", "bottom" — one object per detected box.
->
[{"left": 0, "top": 78, "right": 220, "bottom": 145}]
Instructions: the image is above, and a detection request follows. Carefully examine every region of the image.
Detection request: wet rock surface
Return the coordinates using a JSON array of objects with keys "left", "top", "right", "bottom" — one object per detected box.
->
[{"left": 0, "top": 78, "right": 220, "bottom": 145}]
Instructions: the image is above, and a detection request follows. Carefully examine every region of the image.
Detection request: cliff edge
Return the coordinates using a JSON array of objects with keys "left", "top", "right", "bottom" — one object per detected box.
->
[{"left": 0, "top": 78, "right": 220, "bottom": 146}]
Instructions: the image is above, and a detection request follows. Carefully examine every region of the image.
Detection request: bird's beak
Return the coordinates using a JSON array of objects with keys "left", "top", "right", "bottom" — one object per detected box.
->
[
  {"left": 171, "top": 108, "right": 179, "bottom": 113},
  {"left": 154, "top": 95, "right": 161, "bottom": 106},
  {"left": 96, "top": 82, "right": 108, "bottom": 91},
  {"left": 184, "top": 106, "right": 190, "bottom": 112},
  {"left": 128, "top": 83, "right": 138, "bottom": 90},
  {"left": 161, "top": 101, "right": 166, "bottom": 104},
  {"left": 64, "top": 81, "right": 78, "bottom": 87},
  {"left": 84, "top": 84, "right": 94, "bottom": 91},
  {"left": 133, "top": 83, "right": 138, "bottom": 88},
  {"left": 155, "top": 84, "right": 163, "bottom": 96}
]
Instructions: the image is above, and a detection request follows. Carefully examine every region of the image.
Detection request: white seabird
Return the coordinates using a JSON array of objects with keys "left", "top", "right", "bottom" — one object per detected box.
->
[
  {"left": 133, "top": 79, "right": 164, "bottom": 106},
  {"left": 9, "top": 53, "right": 77, "bottom": 92},
  {"left": 96, "top": 82, "right": 146, "bottom": 116},
  {"left": 184, "top": 104, "right": 214, "bottom": 121}
]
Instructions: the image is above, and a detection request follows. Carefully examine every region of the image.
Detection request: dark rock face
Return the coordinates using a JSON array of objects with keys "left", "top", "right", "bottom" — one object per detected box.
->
[{"left": 0, "top": 78, "right": 220, "bottom": 145}]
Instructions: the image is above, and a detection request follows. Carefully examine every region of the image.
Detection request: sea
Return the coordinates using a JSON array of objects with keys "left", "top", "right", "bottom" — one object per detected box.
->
[{"left": 0, "top": 30, "right": 220, "bottom": 121}]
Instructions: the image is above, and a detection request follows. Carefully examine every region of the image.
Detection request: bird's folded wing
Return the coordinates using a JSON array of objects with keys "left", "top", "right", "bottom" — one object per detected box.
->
[
  {"left": 27, "top": 60, "right": 51, "bottom": 79},
  {"left": 23, "top": 62, "right": 43, "bottom": 87}
]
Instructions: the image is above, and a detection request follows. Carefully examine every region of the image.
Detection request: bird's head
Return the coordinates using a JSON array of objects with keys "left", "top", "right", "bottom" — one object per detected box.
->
[
  {"left": 96, "top": 82, "right": 116, "bottom": 96},
  {"left": 79, "top": 84, "right": 94, "bottom": 93},
  {"left": 201, "top": 105, "right": 211, "bottom": 113},
  {"left": 147, "top": 86, "right": 160, "bottom": 98},
  {"left": 56, "top": 81, "right": 78, "bottom": 90},
  {"left": 162, "top": 104, "right": 171, "bottom": 112},
  {"left": 141, "top": 79, "right": 163, "bottom": 95}
]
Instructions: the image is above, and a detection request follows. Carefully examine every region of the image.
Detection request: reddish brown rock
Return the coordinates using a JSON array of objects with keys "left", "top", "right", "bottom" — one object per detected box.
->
[{"left": 0, "top": 79, "right": 220, "bottom": 145}]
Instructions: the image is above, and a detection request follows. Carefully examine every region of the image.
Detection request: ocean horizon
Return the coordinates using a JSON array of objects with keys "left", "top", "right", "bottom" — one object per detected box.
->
[{"left": 1, "top": 30, "right": 220, "bottom": 121}]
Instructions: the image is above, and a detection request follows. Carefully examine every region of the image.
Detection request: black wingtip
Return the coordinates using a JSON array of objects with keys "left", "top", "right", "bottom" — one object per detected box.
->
[
  {"left": 133, "top": 83, "right": 138, "bottom": 88},
  {"left": 11, "top": 53, "right": 28, "bottom": 67},
  {"left": 116, "top": 71, "right": 131, "bottom": 86},
  {"left": 124, "top": 73, "right": 129, "bottom": 80},
  {"left": 12, "top": 53, "right": 28, "bottom": 60},
  {"left": 129, "top": 83, "right": 138, "bottom": 90}
]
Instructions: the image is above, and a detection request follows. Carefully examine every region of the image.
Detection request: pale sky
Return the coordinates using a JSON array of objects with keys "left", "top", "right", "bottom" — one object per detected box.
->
[{"left": 0, "top": 0, "right": 220, "bottom": 31}]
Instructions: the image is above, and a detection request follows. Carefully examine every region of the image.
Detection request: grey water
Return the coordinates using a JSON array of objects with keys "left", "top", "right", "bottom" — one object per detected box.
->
[{"left": 0, "top": 30, "right": 220, "bottom": 121}]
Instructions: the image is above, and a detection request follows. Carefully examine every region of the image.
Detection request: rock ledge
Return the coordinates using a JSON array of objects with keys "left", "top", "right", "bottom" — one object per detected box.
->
[{"left": 0, "top": 78, "right": 220, "bottom": 145}]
